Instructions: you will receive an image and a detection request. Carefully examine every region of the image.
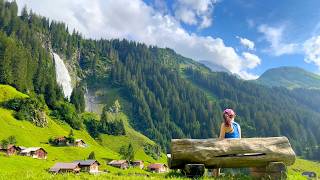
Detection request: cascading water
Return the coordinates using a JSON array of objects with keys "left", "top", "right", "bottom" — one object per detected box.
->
[
  {"left": 84, "top": 87, "right": 103, "bottom": 114},
  {"left": 53, "top": 52, "right": 73, "bottom": 99}
]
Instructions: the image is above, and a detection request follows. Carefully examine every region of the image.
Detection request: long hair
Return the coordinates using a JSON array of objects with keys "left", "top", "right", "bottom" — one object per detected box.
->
[
  {"left": 223, "top": 114, "right": 233, "bottom": 127},
  {"left": 223, "top": 109, "right": 235, "bottom": 127}
]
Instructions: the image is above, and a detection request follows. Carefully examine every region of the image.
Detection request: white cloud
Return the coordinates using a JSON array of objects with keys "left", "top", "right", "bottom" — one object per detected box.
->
[
  {"left": 257, "top": 24, "right": 320, "bottom": 70},
  {"left": 200, "top": 15, "right": 212, "bottom": 29},
  {"left": 16, "top": 0, "right": 259, "bottom": 79},
  {"left": 242, "top": 52, "right": 261, "bottom": 69},
  {"left": 174, "top": 0, "right": 217, "bottom": 29},
  {"left": 174, "top": 6, "right": 197, "bottom": 25},
  {"left": 258, "top": 24, "right": 299, "bottom": 56},
  {"left": 237, "top": 36, "right": 255, "bottom": 50},
  {"left": 303, "top": 36, "right": 320, "bottom": 69}
]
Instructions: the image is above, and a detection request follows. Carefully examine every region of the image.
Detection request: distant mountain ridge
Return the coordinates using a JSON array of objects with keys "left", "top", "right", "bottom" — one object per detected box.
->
[
  {"left": 199, "top": 60, "right": 231, "bottom": 73},
  {"left": 256, "top": 66, "right": 320, "bottom": 89}
]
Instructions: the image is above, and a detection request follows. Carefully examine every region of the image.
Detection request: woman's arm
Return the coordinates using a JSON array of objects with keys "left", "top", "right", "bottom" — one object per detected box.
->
[
  {"left": 219, "top": 123, "right": 225, "bottom": 139},
  {"left": 238, "top": 125, "right": 241, "bottom": 138}
]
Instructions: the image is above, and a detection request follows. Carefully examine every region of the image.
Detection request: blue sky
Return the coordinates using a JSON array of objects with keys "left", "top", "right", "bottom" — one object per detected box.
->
[
  {"left": 203, "top": 0, "right": 320, "bottom": 75},
  {"left": 16, "top": 0, "right": 320, "bottom": 79}
]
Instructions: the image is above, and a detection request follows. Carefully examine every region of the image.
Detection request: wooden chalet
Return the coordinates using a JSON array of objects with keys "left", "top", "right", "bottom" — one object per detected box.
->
[
  {"left": 0, "top": 144, "right": 20, "bottom": 156},
  {"left": 74, "top": 139, "right": 87, "bottom": 147},
  {"left": 132, "top": 160, "right": 144, "bottom": 169},
  {"left": 20, "top": 147, "right": 47, "bottom": 159},
  {"left": 53, "top": 136, "right": 69, "bottom": 146},
  {"left": 147, "top": 163, "right": 168, "bottom": 173},
  {"left": 73, "top": 160, "right": 100, "bottom": 173},
  {"left": 108, "top": 160, "right": 129, "bottom": 169},
  {"left": 49, "top": 162, "right": 80, "bottom": 174}
]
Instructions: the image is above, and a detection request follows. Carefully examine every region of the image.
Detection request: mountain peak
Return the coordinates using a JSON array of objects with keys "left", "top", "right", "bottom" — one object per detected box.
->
[{"left": 256, "top": 66, "right": 320, "bottom": 89}]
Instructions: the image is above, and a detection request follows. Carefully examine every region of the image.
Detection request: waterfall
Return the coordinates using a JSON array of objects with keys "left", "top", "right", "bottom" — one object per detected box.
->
[
  {"left": 84, "top": 88, "right": 103, "bottom": 114},
  {"left": 53, "top": 52, "right": 73, "bottom": 99}
]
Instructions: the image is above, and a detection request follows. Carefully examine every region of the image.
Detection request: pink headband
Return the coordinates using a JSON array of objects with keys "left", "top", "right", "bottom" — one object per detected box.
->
[{"left": 223, "top": 109, "right": 235, "bottom": 116}]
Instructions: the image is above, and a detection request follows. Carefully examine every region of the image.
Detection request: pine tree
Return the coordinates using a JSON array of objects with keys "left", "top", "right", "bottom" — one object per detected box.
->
[
  {"left": 119, "top": 143, "right": 135, "bottom": 162},
  {"left": 70, "top": 85, "right": 85, "bottom": 113},
  {"left": 113, "top": 99, "right": 121, "bottom": 113},
  {"left": 88, "top": 151, "right": 95, "bottom": 160},
  {"left": 7, "top": 136, "right": 16, "bottom": 145},
  {"left": 127, "top": 143, "right": 134, "bottom": 161},
  {"left": 20, "top": 6, "right": 28, "bottom": 21},
  {"left": 0, "top": 139, "right": 8, "bottom": 149}
]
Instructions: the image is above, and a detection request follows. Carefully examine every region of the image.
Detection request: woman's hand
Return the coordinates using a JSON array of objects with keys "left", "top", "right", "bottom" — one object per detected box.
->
[{"left": 219, "top": 123, "right": 225, "bottom": 139}]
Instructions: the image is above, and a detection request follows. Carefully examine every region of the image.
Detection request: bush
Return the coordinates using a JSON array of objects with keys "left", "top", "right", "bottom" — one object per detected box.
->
[
  {"left": 7, "top": 136, "right": 16, "bottom": 145},
  {"left": 119, "top": 143, "right": 135, "bottom": 162},
  {"left": 0, "top": 139, "right": 9, "bottom": 149},
  {"left": 88, "top": 151, "right": 95, "bottom": 159},
  {"left": 51, "top": 101, "right": 83, "bottom": 130},
  {"left": 84, "top": 111, "right": 126, "bottom": 138},
  {"left": 100, "top": 112, "right": 126, "bottom": 136},
  {"left": 143, "top": 143, "right": 161, "bottom": 160},
  {"left": 48, "top": 137, "right": 54, "bottom": 144},
  {"left": 84, "top": 119, "right": 100, "bottom": 138},
  {"left": 2, "top": 97, "right": 48, "bottom": 127}
]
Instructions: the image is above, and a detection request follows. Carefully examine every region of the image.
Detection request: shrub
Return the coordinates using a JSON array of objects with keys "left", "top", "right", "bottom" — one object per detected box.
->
[
  {"left": 51, "top": 101, "right": 83, "bottom": 130},
  {"left": 3, "top": 97, "right": 48, "bottom": 127}
]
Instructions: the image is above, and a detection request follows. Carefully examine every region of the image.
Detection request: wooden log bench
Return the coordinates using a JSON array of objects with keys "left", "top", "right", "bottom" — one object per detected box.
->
[{"left": 168, "top": 137, "right": 296, "bottom": 179}]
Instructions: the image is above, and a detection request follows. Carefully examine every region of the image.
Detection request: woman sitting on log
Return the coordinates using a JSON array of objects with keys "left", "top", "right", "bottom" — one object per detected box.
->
[{"left": 212, "top": 108, "right": 241, "bottom": 177}]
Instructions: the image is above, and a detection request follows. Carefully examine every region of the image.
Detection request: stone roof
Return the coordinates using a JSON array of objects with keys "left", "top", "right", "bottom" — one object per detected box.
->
[
  {"left": 73, "top": 160, "right": 100, "bottom": 166},
  {"left": 49, "top": 162, "right": 79, "bottom": 172},
  {"left": 108, "top": 160, "right": 128, "bottom": 165}
]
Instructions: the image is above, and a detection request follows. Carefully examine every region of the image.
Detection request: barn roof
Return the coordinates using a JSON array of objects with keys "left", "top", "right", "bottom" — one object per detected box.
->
[
  {"left": 49, "top": 162, "right": 79, "bottom": 172},
  {"left": 108, "top": 160, "right": 128, "bottom": 165},
  {"left": 73, "top": 160, "right": 100, "bottom": 166},
  {"left": 20, "top": 147, "right": 46, "bottom": 153}
]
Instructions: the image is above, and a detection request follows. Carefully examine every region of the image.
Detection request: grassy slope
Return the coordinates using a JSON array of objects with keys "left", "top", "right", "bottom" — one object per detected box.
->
[
  {"left": 100, "top": 114, "right": 167, "bottom": 165},
  {"left": 288, "top": 158, "right": 320, "bottom": 179},
  {"left": 85, "top": 83, "right": 167, "bottom": 160},
  {"left": 0, "top": 85, "right": 29, "bottom": 101},
  {"left": 84, "top": 84, "right": 168, "bottom": 164},
  {"left": 0, "top": 84, "right": 166, "bottom": 179}
]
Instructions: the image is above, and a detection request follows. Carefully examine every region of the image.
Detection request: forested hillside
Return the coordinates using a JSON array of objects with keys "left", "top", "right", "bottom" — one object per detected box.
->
[
  {"left": 0, "top": 1, "right": 64, "bottom": 107},
  {"left": 0, "top": 0, "right": 319, "bottom": 162}
]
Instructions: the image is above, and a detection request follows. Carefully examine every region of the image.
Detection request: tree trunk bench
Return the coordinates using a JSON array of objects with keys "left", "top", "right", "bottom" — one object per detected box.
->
[{"left": 168, "top": 137, "right": 296, "bottom": 179}]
